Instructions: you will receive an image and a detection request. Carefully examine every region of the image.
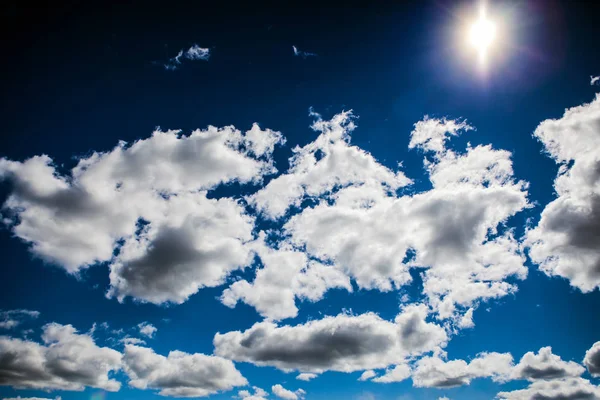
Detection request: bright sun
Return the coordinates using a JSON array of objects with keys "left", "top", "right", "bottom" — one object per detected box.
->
[{"left": 468, "top": 6, "right": 497, "bottom": 65}]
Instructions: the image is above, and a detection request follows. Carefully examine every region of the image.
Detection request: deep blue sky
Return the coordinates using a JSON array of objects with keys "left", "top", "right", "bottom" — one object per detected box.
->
[{"left": 1, "top": 1, "right": 600, "bottom": 399}]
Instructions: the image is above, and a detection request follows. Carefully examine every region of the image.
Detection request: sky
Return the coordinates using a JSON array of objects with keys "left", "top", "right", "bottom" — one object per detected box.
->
[{"left": 1, "top": 1, "right": 600, "bottom": 400}]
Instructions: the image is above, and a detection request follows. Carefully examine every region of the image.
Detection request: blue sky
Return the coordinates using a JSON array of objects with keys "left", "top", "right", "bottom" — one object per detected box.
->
[{"left": 1, "top": 1, "right": 600, "bottom": 400}]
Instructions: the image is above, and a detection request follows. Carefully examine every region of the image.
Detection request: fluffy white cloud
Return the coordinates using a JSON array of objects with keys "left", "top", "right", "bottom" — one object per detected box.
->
[
  {"left": 584, "top": 341, "right": 600, "bottom": 377},
  {"left": 496, "top": 377, "right": 600, "bottom": 400},
  {"left": 122, "top": 344, "right": 247, "bottom": 397},
  {"left": 0, "top": 124, "right": 283, "bottom": 305},
  {"left": 184, "top": 44, "right": 210, "bottom": 61},
  {"left": 214, "top": 305, "right": 447, "bottom": 373},
  {"left": 358, "top": 370, "right": 377, "bottom": 381},
  {"left": 221, "top": 233, "right": 352, "bottom": 320},
  {"left": 412, "top": 352, "right": 514, "bottom": 388},
  {"left": 238, "top": 386, "right": 269, "bottom": 400},
  {"left": 511, "top": 347, "right": 585, "bottom": 381},
  {"left": 372, "top": 364, "right": 411, "bottom": 383},
  {"left": 296, "top": 373, "right": 318, "bottom": 381},
  {"left": 137, "top": 322, "right": 156, "bottom": 338},
  {"left": 272, "top": 384, "right": 305, "bottom": 399},
  {"left": 526, "top": 95, "right": 600, "bottom": 292},
  {"left": 0, "top": 310, "right": 39, "bottom": 330},
  {"left": 592, "top": 76, "right": 600, "bottom": 86},
  {"left": 0, "top": 323, "right": 121, "bottom": 391},
  {"left": 258, "top": 112, "right": 529, "bottom": 321}
]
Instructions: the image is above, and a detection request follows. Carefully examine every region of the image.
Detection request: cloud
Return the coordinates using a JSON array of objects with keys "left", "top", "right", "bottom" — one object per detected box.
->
[
  {"left": 184, "top": 44, "right": 210, "bottom": 61},
  {"left": 122, "top": 344, "right": 247, "bottom": 397},
  {"left": 412, "top": 352, "right": 514, "bottom": 388},
  {"left": 272, "top": 384, "right": 305, "bottom": 399},
  {"left": 510, "top": 347, "right": 585, "bottom": 381},
  {"left": 296, "top": 373, "right": 317, "bottom": 381},
  {"left": 584, "top": 342, "right": 600, "bottom": 377},
  {"left": 372, "top": 364, "right": 411, "bottom": 383},
  {"left": 0, "top": 310, "right": 39, "bottom": 330},
  {"left": 592, "top": 76, "right": 599, "bottom": 86},
  {"left": 239, "top": 386, "right": 269, "bottom": 400},
  {"left": 162, "top": 44, "right": 210, "bottom": 70},
  {"left": 526, "top": 94, "right": 600, "bottom": 292},
  {"left": 221, "top": 233, "right": 352, "bottom": 320},
  {"left": 0, "top": 124, "right": 284, "bottom": 305},
  {"left": 358, "top": 370, "right": 377, "bottom": 381},
  {"left": 496, "top": 377, "right": 600, "bottom": 399},
  {"left": 0, "top": 323, "right": 122, "bottom": 391},
  {"left": 137, "top": 322, "right": 157, "bottom": 338},
  {"left": 292, "top": 46, "right": 317, "bottom": 58},
  {"left": 248, "top": 111, "right": 529, "bottom": 322},
  {"left": 214, "top": 305, "right": 447, "bottom": 373},
  {"left": 3, "top": 397, "right": 61, "bottom": 400}
]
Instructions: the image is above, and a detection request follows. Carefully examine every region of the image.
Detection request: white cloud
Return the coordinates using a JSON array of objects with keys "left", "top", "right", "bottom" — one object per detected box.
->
[
  {"left": 221, "top": 233, "right": 352, "bottom": 320},
  {"left": 526, "top": 94, "right": 600, "bottom": 292},
  {"left": 372, "top": 364, "right": 411, "bottom": 383},
  {"left": 412, "top": 352, "right": 514, "bottom": 388},
  {"left": 296, "top": 373, "right": 318, "bottom": 381},
  {"left": 214, "top": 305, "right": 447, "bottom": 373},
  {"left": 120, "top": 337, "right": 146, "bottom": 346},
  {"left": 238, "top": 386, "right": 269, "bottom": 400},
  {"left": 496, "top": 377, "right": 600, "bottom": 399},
  {"left": 3, "top": 397, "right": 61, "bottom": 400},
  {"left": 258, "top": 111, "right": 529, "bottom": 321},
  {"left": 122, "top": 344, "right": 247, "bottom": 397},
  {"left": 184, "top": 44, "right": 210, "bottom": 61},
  {"left": 0, "top": 124, "right": 284, "bottom": 305},
  {"left": 592, "top": 76, "right": 600, "bottom": 86},
  {"left": 272, "top": 384, "right": 304, "bottom": 400},
  {"left": 584, "top": 341, "right": 600, "bottom": 377},
  {"left": 137, "top": 322, "right": 157, "bottom": 338},
  {"left": 358, "top": 370, "right": 377, "bottom": 381},
  {"left": 0, "top": 309, "right": 39, "bottom": 330},
  {"left": 292, "top": 46, "right": 317, "bottom": 58},
  {"left": 0, "top": 323, "right": 122, "bottom": 391},
  {"left": 510, "top": 346, "right": 585, "bottom": 381}
]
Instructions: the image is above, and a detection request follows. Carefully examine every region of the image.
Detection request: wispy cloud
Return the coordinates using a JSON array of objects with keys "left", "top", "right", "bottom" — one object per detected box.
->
[
  {"left": 292, "top": 45, "right": 317, "bottom": 58},
  {"left": 161, "top": 44, "right": 211, "bottom": 71},
  {"left": 591, "top": 75, "right": 600, "bottom": 86}
]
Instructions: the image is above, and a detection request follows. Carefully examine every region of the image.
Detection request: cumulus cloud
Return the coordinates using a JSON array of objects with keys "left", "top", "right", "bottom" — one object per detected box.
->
[
  {"left": 526, "top": 94, "right": 600, "bottom": 292},
  {"left": 511, "top": 347, "right": 585, "bottom": 381},
  {"left": 221, "top": 233, "right": 352, "bottom": 320},
  {"left": 0, "top": 124, "right": 284, "bottom": 305},
  {"left": 372, "top": 364, "right": 411, "bottom": 383},
  {"left": 137, "top": 322, "right": 157, "bottom": 338},
  {"left": 214, "top": 305, "right": 447, "bottom": 373},
  {"left": 272, "top": 384, "right": 305, "bottom": 400},
  {"left": 122, "top": 344, "right": 246, "bottom": 397},
  {"left": 0, "top": 323, "right": 122, "bottom": 391},
  {"left": 238, "top": 386, "right": 269, "bottom": 400},
  {"left": 292, "top": 46, "right": 317, "bottom": 58},
  {"left": 296, "top": 373, "right": 317, "bottom": 381},
  {"left": 412, "top": 352, "right": 514, "bottom": 388},
  {"left": 496, "top": 377, "right": 600, "bottom": 400},
  {"left": 592, "top": 76, "right": 600, "bottom": 86},
  {"left": 248, "top": 110, "right": 529, "bottom": 321},
  {"left": 358, "top": 370, "right": 377, "bottom": 381},
  {"left": 0, "top": 310, "right": 39, "bottom": 330},
  {"left": 584, "top": 341, "right": 600, "bottom": 377}
]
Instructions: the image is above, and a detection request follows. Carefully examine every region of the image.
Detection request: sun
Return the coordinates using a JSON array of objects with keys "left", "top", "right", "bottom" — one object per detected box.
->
[{"left": 468, "top": 5, "right": 497, "bottom": 65}]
